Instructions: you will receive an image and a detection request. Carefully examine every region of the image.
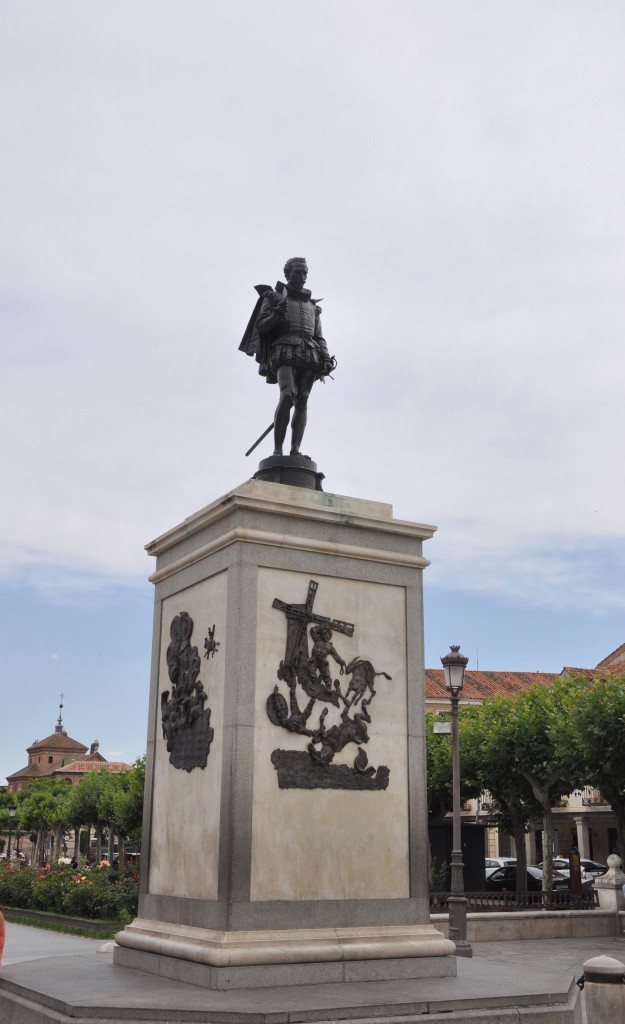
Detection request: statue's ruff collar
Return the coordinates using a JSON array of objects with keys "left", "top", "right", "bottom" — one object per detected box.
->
[{"left": 276, "top": 281, "right": 321, "bottom": 303}]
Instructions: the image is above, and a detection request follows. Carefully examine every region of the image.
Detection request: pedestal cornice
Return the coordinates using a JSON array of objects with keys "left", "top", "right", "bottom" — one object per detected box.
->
[{"left": 146, "top": 479, "right": 436, "bottom": 583}]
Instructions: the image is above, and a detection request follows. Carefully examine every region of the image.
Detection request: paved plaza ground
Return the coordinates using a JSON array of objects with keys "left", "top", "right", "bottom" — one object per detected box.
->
[{"left": 3, "top": 920, "right": 625, "bottom": 1022}]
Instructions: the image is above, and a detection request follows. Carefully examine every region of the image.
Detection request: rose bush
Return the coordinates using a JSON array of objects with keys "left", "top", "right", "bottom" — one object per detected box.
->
[
  {"left": 0, "top": 862, "right": 138, "bottom": 921},
  {"left": 0, "top": 862, "right": 33, "bottom": 908}
]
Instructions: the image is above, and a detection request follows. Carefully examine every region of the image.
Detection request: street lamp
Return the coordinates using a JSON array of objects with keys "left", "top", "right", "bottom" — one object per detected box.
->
[
  {"left": 440, "top": 645, "right": 472, "bottom": 958},
  {"left": 7, "top": 803, "right": 16, "bottom": 861}
]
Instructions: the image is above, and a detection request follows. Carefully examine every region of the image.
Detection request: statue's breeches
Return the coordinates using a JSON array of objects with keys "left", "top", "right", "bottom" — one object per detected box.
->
[{"left": 269, "top": 338, "right": 324, "bottom": 374}]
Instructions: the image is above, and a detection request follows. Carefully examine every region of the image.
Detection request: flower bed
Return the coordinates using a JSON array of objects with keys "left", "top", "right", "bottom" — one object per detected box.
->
[{"left": 0, "top": 862, "right": 138, "bottom": 922}]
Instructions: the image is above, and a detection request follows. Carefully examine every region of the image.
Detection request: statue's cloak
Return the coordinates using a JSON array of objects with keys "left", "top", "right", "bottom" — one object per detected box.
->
[{"left": 239, "top": 284, "right": 276, "bottom": 383}]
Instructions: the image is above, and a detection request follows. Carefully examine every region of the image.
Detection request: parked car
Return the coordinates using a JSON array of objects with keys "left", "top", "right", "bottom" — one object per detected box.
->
[
  {"left": 485, "top": 857, "right": 517, "bottom": 878},
  {"left": 580, "top": 859, "right": 608, "bottom": 878},
  {"left": 485, "top": 865, "right": 570, "bottom": 892},
  {"left": 539, "top": 857, "right": 607, "bottom": 880}
]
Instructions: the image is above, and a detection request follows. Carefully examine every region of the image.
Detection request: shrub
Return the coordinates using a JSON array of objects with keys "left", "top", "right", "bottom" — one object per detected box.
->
[
  {"left": 61, "top": 867, "right": 138, "bottom": 920},
  {"left": 30, "top": 865, "right": 70, "bottom": 913},
  {"left": 429, "top": 856, "right": 449, "bottom": 892},
  {"left": 0, "top": 863, "right": 138, "bottom": 921},
  {"left": 0, "top": 863, "right": 33, "bottom": 908}
]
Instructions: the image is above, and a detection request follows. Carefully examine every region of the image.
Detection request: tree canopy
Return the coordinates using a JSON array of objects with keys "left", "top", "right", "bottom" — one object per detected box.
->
[{"left": 4, "top": 758, "right": 146, "bottom": 865}]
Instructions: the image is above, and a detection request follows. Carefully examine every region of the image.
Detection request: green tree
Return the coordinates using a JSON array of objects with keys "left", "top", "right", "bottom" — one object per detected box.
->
[
  {"left": 66, "top": 763, "right": 143, "bottom": 866},
  {"left": 492, "top": 681, "right": 585, "bottom": 891},
  {"left": 109, "top": 758, "right": 145, "bottom": 863},
  {"left": 425, "top": 711, "right": 482, "bottom": 891},
  {"left": 425, "top": 713, "right": 453, "bottom": 820},
  {"left": 112, "top": 756, "right": 145, "bottom": 867},
  {"left": 551, "top": 672, "right": 625, "bottom": 861},
  {"left": 17, "top": 779, "right": 71, "bottom": 865},
  {"left": 461, "top": 702, "right": 543, "bottom": 891},
  {"left": 66, "top": 770, "right": 118, "bottom": 863},
  {"left": 0, "top": 791, "right": 24, "bottom": 857},
  {"left": 425, "top": 713, "right": 481, "bottom": 820}
]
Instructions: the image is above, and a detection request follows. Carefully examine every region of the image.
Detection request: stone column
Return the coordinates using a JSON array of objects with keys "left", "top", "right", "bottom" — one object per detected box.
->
[
  {"left": 114, "top": 479, "right": 455, "bottom": 989},
  {"left": 574, "top": 816, "right": 590, "bottom": 860},
  {"left": 525, "top": 830, "right": 537, "bottom": 865}
]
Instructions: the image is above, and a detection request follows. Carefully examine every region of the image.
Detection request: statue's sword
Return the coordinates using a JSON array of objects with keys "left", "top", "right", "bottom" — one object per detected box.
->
[{"left": 245, "top": 423, "right": 274, "bottom": 457}]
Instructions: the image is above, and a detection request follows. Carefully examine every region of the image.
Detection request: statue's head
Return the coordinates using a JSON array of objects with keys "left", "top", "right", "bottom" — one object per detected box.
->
[{"left": 284, "top": 257, "right": 308, "bottom": 290}]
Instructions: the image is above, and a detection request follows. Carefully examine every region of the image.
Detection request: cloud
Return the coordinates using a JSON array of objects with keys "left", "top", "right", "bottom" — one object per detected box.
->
[{"left": 0, "top": 1, "right": 624, "bottom": 617}]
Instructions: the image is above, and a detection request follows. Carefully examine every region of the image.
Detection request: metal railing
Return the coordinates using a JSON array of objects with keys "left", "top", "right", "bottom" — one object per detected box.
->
[{"left": 430, "top": 889, "right": 599, "bottom": 913}]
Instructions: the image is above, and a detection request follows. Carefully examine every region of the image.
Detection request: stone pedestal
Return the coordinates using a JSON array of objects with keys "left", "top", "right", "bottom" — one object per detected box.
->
[
  {"left": 581, "top": 955, "right": 625, "bottom": 1022},
  {"left": 114, "top": 479, "right": 455, "bottom": 987},
  {"left": 254, "top": 453, "right": 325, "bottom": 490},
  {"left": 593, "top": 854, "right": 625, "bottom": 912}
]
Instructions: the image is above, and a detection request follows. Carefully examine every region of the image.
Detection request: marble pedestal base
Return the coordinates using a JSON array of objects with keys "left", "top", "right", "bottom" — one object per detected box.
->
[{"left": 114, "top": 921, "right": 455, "bottom": 990}]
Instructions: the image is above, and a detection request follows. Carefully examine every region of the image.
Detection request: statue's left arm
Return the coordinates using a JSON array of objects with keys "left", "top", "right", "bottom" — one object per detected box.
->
[{"left": 314, "top": 308, "right": 334, "bottom": 375}]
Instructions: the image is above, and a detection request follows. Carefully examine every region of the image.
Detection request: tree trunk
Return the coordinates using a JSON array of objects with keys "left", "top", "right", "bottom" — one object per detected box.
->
[
  {"left": 95, "top": 826, "right": 103, "bottom": 863},
  {"left": 119, "top": 835, "right": 126, "bottom": 870},
  {"left": 522, "top": 773, "right": 553, "bottom": 891},
  {"left": 107, "top": 827, "right": 115, "bottom": 862},
  {"left": 504, "top": 800, "right": 528, "bottom": 893},
  {"left": 52, "top": 830, "right": 62, "bottom": 862},
  {"left": 72, "top": 828, "right": 80, "bottom": 862},
  {"left": 34, "top": 829, "right": 45, "bottom": 867}
]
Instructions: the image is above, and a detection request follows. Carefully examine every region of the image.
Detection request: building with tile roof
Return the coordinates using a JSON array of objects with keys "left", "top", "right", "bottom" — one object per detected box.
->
[
  {"left": 425, "top": 669, "right": 557, "bottom": 711},
  {"left": 5, "top": 702, "right": 131, "bottom": 793}
]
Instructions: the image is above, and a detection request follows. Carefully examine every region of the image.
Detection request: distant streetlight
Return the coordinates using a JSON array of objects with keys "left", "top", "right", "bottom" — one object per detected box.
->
[
  {"left": 440, "top": 645, "right": 472, "bottom": 958},
  {"left": 7, "top": 803, "right": 17, "bottom": 861}
]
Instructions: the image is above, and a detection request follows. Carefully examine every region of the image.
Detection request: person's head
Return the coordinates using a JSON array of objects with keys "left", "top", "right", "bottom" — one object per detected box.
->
[{"left": 284, "top": 257, "right": 308, "bottom": 291}]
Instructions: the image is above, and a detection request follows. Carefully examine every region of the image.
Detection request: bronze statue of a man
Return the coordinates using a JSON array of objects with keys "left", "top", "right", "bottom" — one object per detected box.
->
[{"left": 240, "top": 258, "right": 336, "bottom": 457}]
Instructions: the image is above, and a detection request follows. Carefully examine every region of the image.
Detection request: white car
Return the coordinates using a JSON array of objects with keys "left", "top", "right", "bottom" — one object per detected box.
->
[
  {"left": 539, "top": 857, "right": 606, "bottom": 880},
  {"left": 485, "top": 857, "right": 517, "bottom": 878}
]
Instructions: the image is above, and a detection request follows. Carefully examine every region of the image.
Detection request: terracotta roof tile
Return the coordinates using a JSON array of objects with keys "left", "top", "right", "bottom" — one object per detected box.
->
[
  {"left": 6, "top": 764, "right": 40, "bottom": 781},
  {"left": 27, "top": 733, "right": 88, "bottom": 754},
  {"left": 51, "top": 760, "right": 131, "bottom": 775},
  {"left": 425, "top": 669, "right": 557, "bottom": 701}
]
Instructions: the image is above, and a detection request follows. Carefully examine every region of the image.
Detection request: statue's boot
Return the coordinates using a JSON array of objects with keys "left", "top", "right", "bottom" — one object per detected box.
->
[{"left": 290, "top": 405, "right": 308, "bottom": 457}]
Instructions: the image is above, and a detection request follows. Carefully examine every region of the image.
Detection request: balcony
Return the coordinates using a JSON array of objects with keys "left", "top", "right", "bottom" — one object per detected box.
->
[{"left": 578, "top": 786, "right": 609, "bottom": 807}]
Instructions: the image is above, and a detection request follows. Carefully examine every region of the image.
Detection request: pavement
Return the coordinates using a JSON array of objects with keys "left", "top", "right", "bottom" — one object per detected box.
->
[
  {"left": 1, "top": 921, "right": 105, "bottom": 965},
  {"left": 2, "top": 921, "right": 625, "bottom": 1022}
]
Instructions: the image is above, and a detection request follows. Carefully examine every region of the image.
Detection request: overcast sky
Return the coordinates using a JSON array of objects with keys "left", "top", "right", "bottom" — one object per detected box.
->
[{"left": 1, "top": 1, "right": 624, "bottom": 785}]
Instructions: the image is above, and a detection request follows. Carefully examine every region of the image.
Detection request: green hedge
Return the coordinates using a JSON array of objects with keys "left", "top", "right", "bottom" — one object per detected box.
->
[{"left": 0, "top": 863, "right": 138, "bottom": 921}]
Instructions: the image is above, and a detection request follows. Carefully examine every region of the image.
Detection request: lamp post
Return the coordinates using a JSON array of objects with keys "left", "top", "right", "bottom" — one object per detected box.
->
[
  {"left": 440, "top": 645, "right": 472, "bottom": 958},
  {"left": 6, "top": 803, "right": 16, "bottom": 861}
]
